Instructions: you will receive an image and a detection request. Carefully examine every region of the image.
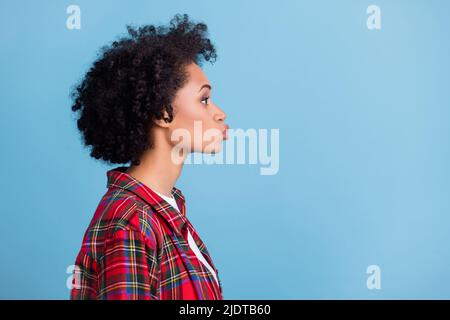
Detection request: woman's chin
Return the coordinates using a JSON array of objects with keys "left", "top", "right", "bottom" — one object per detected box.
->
[{"left": 202, "top": 144, "right": 222, "bottom": 154}]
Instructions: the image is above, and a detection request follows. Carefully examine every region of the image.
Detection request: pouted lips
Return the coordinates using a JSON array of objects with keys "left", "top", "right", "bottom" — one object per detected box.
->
[{"left": 223, "top": 124, "right": 229, "bottom": 140}]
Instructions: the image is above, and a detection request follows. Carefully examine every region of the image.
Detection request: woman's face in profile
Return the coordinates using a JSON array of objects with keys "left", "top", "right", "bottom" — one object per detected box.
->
[{"left": 163, "top": 62, "right": 228, "bottom": 155}]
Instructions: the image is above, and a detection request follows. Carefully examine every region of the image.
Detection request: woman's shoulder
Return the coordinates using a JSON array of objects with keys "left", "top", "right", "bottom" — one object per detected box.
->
[{"left": 79, "top": 188, "right": 164, "bottom": 259}]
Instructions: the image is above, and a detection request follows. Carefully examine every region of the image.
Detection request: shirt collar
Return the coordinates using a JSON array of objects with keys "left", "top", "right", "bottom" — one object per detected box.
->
[{"left": 106, "top": 166, "right": 188, "bottom": 236}]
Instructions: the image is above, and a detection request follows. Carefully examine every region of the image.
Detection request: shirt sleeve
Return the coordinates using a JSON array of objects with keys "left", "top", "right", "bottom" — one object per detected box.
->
[{"left": 97, "top": 229, "right": 160, "bottom": 300}]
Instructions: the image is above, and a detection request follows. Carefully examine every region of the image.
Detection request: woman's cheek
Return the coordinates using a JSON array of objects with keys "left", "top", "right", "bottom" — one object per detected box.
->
[
  {"left": 172, "top": 103, "right": 214, "bottom": 152},
  {"left": 180, "top": 101, "right": 204, "bottom": 119}
]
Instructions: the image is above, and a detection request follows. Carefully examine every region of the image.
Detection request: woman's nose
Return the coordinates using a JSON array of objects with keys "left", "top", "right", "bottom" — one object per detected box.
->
[{"left": 213, "top": 105, "right": 226, "bottom": 122}]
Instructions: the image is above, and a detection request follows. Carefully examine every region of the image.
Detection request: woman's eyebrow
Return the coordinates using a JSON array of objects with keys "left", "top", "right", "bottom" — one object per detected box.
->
[{"left": 198, "top": 84, "right": 212, "bottom": 92}]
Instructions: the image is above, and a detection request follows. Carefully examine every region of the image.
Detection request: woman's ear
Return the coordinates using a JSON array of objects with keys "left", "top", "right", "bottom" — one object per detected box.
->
[{"left": 154, "top": 109, "right": 172, "bottom": 128}]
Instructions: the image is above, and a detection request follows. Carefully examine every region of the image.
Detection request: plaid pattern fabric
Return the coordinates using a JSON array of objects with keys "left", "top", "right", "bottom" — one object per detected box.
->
[{"left": 70, "top": 166, "right": 223, "bottom": 300}]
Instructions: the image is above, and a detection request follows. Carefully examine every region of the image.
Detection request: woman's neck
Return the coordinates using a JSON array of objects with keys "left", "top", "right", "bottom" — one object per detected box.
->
[{"left": 126, "top": 130, "right": 186, "bottom": 197}]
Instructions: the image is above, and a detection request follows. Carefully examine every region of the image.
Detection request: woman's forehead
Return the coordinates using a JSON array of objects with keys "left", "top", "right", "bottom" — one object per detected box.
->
[{"left": 185, "top": 63, "right": 210, "bottom": 87}]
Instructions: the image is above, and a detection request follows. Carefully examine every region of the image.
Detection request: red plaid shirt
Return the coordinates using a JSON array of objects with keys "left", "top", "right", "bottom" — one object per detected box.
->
[{"left": 70, "top": 166, "right": 223, "bottom": 300}]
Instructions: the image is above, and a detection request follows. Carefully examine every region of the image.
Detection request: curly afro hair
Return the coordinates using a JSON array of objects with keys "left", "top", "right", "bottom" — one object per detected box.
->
[{"left": 70, "top": 13, "right": 217, "bottom": 166}]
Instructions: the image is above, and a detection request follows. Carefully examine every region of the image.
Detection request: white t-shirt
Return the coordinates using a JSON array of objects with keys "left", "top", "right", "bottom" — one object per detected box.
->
[{"left": 154, "top": 190, "right": 219, "bottom": 286}]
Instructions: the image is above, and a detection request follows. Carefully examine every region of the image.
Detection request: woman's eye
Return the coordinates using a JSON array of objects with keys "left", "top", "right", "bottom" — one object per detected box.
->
[{"left": 201, "top": 97, "right": 210, "bottom": 105}]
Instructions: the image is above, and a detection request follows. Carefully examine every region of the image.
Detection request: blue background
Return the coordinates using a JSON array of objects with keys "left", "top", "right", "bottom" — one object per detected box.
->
[{"left": 1, "top": 0, "right": 449, "bottom": 299}]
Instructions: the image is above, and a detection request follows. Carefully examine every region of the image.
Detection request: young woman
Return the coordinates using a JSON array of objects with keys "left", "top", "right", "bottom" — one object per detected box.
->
[{"left": 69, "top": 14, "right": 228, "bottom": 300}]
